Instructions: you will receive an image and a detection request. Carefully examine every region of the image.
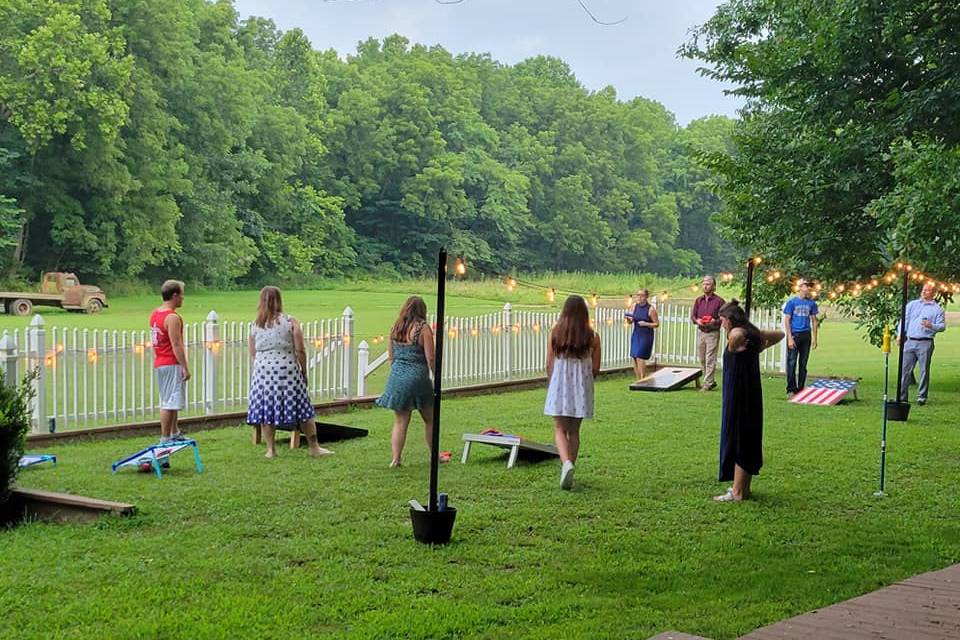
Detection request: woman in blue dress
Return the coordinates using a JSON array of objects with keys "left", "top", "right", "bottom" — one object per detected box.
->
[
  {"left": 376, "top": 296, "right": 435, "bottom": 468},
  {"left": 625, "top": 289, "right": 659, "bottom": 381}
]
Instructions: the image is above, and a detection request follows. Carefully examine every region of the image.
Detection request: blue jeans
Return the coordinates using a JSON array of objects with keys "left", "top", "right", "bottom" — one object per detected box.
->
[{"left": 786, "top": 332, "right": 811, "bottom": 393}]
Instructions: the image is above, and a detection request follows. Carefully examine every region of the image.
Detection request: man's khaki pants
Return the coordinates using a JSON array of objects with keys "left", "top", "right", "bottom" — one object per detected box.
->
[{"left": 696, "top": 331, "right": 720, "bottom": 388}]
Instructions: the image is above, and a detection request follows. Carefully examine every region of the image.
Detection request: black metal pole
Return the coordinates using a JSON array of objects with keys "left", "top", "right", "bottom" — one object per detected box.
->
[
  {"left": 894, "top": 269, "right": 909, "bottom": 402},
  {"left": 429, "top": 248, "right": 446, "bottom": 512},
  {"left": 744, "top": 259, "right": 755, "bottom": 317}
]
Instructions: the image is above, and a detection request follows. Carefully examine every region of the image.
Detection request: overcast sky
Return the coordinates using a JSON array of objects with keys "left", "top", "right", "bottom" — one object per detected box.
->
[{"left": 231, "top": 0, "right": 742, "bottom": 126}]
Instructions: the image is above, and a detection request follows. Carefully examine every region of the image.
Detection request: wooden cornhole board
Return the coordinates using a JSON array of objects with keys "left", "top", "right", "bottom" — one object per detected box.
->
[
  {"left": 629, "top": 367, "right": 702, "bottom": 392},
  {"left": 461, "top": 433, "right": 558, "bottom": 469},
  {"left": 252, "top": 422, "right": 368, "bottom": 449}
]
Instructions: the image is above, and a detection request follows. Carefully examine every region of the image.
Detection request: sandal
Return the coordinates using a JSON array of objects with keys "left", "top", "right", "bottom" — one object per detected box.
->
[{"left": 713, "top": 488, "right": 741, "bottom": 502}]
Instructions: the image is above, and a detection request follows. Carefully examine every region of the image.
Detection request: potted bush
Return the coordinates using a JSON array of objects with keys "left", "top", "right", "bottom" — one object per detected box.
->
[{"left": 0, "top": 372, "right": 33, "bottom": 517}]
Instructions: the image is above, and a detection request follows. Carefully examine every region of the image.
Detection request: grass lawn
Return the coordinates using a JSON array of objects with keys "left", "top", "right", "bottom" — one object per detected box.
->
[{"left": 3, "top": 321, "right": 959, "bottom": 639}]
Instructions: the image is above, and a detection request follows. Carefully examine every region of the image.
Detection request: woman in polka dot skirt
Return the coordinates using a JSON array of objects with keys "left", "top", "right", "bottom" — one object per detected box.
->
[{"left": 247, "top": 286, "right": 332, "bottom": 458}]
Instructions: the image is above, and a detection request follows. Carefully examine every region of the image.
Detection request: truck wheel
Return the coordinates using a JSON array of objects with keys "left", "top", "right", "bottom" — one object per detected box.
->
[
  {"left": 10, "top": 299, "right": 32, "bottom": 316},
  {"left": 86, "top": 299, "right": 103, "bottom": 314}
]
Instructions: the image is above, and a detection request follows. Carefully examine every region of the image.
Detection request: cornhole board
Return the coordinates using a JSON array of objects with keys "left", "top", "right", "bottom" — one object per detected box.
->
[
  {"left": 18, "top": 454, "right": 57, "bottom": 469},
  {"left": 630, "top": 367, "right": 702, "bottom": 392},
  {"left": 254, "top": 422, "right": 369, "bottom": 449},
  {"left": 461, "top": 433, "right": 559, "bottom": 469},
  {"left": 111, "top": 439, "right": 203, "bottom": 479},
  {"left": 790, "top": 378, "right": 860, "bottom": 405}
]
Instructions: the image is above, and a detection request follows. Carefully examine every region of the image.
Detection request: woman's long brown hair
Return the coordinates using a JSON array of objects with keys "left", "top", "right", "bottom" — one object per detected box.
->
[
  {"left": 255, "top": 286, "right": 283, "bottom": 328},
  {"left": 390, "top": 296, "right": 428, "bottom": 343},
  {"left": 552, "top": 295, "right": 594, "bottom": 358}
]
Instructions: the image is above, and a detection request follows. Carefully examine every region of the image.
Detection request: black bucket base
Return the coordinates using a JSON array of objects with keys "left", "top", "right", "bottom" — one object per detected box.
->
[
  {"left": 885, "top": 401, "right": 911, "bottom": 422},
  {"left": 410, "top": 507, "right": 457, "bottom": 545}
]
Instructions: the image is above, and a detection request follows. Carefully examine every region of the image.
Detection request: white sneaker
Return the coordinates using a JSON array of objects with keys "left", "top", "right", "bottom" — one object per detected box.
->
[{"left": 560, "top": 460, "right": 575, "bottom": 490}]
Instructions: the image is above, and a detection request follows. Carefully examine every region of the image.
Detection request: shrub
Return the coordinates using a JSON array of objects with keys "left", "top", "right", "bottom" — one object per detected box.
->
[{"left": 0, "top": 372, "right": 34, "bottom": 507}]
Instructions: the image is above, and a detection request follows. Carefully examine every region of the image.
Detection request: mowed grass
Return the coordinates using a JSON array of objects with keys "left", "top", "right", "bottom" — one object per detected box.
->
[
  {"left": 3, "top": 322, "right": 960, "bottom": 639},
  {"left": 0, "top": 288, "right": 516, "bottom": 338},
  {"left": 0, "top": 272, "right": 730, "bottom": 335}
]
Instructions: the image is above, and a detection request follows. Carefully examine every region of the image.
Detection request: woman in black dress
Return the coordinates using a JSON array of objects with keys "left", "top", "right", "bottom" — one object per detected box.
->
[{"left": 715, "top": 300, "right": 784, "bottom": 502}]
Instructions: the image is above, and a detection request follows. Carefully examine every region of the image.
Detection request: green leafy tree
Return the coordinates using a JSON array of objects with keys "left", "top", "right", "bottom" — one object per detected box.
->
[{"left": 682, "top": 0, "right": 960, "bottom": 340}]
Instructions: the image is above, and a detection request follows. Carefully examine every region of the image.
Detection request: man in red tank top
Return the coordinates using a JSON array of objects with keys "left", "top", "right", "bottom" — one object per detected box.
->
[{"left": 150, "top": 280, "right": 191, "bottom": 443}]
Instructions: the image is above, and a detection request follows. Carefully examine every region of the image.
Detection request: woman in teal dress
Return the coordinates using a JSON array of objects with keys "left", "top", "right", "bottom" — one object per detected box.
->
[{"left": 376, "top": 296, "right": 435, "bottom": 467}]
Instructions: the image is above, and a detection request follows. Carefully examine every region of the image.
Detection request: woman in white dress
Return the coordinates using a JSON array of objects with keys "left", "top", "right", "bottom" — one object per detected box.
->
[{"left": 544, "top": 295, "right": 601, "bottom": 490}]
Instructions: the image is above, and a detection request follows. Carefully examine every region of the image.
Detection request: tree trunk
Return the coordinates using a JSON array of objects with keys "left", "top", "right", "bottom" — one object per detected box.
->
[{"left": 9, "top": 221, "right": 26, "bottom": 276}]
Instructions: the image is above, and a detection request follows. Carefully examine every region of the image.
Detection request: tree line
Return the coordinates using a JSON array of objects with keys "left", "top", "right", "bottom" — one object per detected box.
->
[{"left": 0, "top": 0, "right": 735, "bottom": 287}]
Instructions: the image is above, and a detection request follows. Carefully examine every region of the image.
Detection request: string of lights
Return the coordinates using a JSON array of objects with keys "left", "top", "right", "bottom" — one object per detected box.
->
[{"left": 741, "top": 257, "right": 959, "bottom": 300}]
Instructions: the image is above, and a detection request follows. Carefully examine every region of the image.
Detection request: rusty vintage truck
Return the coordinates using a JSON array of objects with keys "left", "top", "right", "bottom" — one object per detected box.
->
[{"left": 0, "top": 272, "right": 108, "bottom": 315}]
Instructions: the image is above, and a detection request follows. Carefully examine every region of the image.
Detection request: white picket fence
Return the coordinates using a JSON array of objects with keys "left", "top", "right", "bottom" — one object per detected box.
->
[
  {"left": 355, "top": 300, "right": 785, "bottom": 397},
  {"left": 5, "top": 301, "right": 784, "bottom": 433}
]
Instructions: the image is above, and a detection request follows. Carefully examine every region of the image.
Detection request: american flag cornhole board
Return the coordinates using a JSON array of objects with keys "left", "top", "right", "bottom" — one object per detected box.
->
[{"left": 790, "top": 378, "right": 859, "bottom": 406}]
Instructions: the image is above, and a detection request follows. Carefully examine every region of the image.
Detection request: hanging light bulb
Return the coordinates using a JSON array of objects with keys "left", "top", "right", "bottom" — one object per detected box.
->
[
  {"left": 589, "top": 293, "right": 598, "bottom": 308},
  {"left": 453, "top": 258, "right": 467, "bottom": 277},
  {"left": 546, "top": 288, "right": 556, "bottom": 303},
  {"left": 752, "top": 256, "right": 763, "bottom": 265},
  {"left": 505, "top": 276, "right": 517, "bottom": 292}
]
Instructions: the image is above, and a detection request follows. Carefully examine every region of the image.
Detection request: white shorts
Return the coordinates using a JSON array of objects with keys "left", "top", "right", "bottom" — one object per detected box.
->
[{"left": 157, "top": 365, "right": 185, "bottom": 411}]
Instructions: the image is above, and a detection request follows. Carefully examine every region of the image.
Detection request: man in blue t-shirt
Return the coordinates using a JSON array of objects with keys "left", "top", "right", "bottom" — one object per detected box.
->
[{"left": 783, "top": 280, "right": 819, "bottom": 395}]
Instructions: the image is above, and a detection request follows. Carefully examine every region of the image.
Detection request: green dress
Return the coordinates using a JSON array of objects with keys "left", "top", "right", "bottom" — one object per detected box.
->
[{"left": 376, "top": 323, "right": 433, "bottom": 411}]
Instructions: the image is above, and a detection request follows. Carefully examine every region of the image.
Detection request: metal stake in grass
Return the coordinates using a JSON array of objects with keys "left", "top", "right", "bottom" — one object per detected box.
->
[{"left": 875, "top": 326, "right": 892, "bottom": 497}]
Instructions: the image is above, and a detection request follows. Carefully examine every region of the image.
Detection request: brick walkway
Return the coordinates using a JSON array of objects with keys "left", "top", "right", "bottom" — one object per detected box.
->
[
  {"left": 741, "top": 563, "right": 960, "bottom": 639},
  {"left": 650, "top": 563, "right": 960, "bottom": 640}
]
